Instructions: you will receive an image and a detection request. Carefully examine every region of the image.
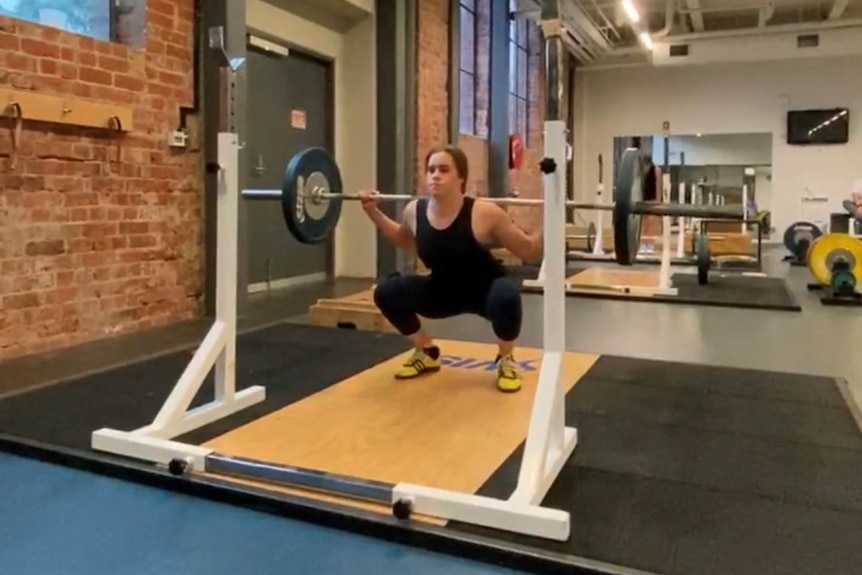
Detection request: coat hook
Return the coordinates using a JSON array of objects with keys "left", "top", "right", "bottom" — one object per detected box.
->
[{"left": 4, "top": 102, "right": 23, "bottom": 171}]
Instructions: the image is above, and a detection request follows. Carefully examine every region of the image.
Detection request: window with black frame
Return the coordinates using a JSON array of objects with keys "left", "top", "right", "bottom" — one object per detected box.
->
[
  {"left": 508, "top": 0, "right": 530, "bottom": 145},
  {"left": 457, "top": 0, "right": 479, "bottom": 136},
  {"left": 0, "top": 0, "right": 126, "bottom": 43}
]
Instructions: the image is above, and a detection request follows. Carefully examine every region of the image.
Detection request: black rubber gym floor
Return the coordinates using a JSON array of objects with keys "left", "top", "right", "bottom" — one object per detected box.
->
[
  {"left": 513, "top": 266, "right": 802, "bottom": 311},
  {"left": 0, "top": 324, "right": 409, "bottom": 450},
  {"left": 0, "top": 323, "right": 859, "bottom": 575}
]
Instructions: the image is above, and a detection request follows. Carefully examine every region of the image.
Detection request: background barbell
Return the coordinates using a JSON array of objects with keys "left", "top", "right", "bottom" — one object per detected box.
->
[
  {"left": 243, "top": 187, "right": 746, "bottom": 219},
  {"left": 239, "top": 146, "right": 748, "bottom": 266}
]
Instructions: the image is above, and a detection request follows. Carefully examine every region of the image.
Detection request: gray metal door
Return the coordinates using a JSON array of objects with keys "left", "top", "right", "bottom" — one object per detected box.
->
[{"left": 245, "top": 41, "right": 332, "bottom": 291}]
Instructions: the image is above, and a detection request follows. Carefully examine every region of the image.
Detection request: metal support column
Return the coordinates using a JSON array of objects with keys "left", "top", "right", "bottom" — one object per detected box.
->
[
  {"left": 375, "top": 0, "right": 417, "bottom": 277},
  {"left": 488, "top": 0, "right": 510, "bottom": 198},
  {"left": 448, "top": 0, "right": 461, "bottom": 144},
  {"left": 202, "top": 0, "right": 247, "bottom": 316}
]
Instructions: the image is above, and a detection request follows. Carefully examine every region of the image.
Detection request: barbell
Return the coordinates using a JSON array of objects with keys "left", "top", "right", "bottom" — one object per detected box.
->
[{"left": 240, "top": 146, "right": 747, "bottom": 266}]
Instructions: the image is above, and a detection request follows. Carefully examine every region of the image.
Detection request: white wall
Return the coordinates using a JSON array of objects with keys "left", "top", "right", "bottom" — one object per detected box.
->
[
  {"left": 344, "top": 0, "right": 374, "bottom": 12},
  {"left": 755, "top": 167, "right": 773, "bottom": 214},
  {"left": 334, "top": 16, "right": 377, "bottom": 277},
  {"left": 573, "top": 55, "right": 862, "bottom": 236},
  {"left": 651, "top": 133, "right": 772, "bottom": 166},
  {"left": 652, "top": 26, "right": 862, "bottom": 68},
  {"left": 246, "top": 0, "right": 377, "bottom": 278}
]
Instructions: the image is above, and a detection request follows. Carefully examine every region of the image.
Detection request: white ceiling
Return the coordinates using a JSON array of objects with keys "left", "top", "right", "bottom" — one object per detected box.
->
[
  {"left": 261, "top": 0, "right": 369, "bottom": 33},
  {"left": 628, "top": 0, "right": 862, "bottom": 32},
  {"left": 515, "top": 0, "right": 862, "bottom": 51}
]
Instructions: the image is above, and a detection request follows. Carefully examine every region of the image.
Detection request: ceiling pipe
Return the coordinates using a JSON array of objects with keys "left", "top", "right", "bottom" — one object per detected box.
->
[
  {"left": 684, "top": 0, "right": 705, "bottom": 32},
  {"left": 513, "top": 0, "right": 609, "bottom": 62},
  {"left": 564, "top": 6, "right": 613, "bottom": 52},
  {"left": 653, "top": 0, "right": 676, "bottom": 37},
  {"left": 558, "top": 0, "right": 616, "bottom": 55},
  {"left": 512, "top": 9, "right": 541, "bottom": 20},
  {"left": 578, "top": 60, "right": 651, "bottom": 71},
  {"left": 829, "top": 0, "right": 850, "bottom": 19},
  {"left": 560, "top": 29, "right": 600, "bottom": 64},
  {"left": 677, "top": 2, "right": 772, "bottom": 14},
  {"left": 586, "top": 0, "right": 623, "bottom": 41},
  {"left": 758, "top": 2, "right": 775, "bottom": 28},
  {"left": 654, "top": 15, "right": 862, "bottom": 42},
  {"left": 606, "top": 45, "right": 651, "bottom": 56}
]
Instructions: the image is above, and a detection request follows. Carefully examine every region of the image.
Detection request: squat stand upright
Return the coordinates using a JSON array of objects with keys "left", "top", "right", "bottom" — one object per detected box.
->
[
  {"left": 92, "top": 42, "right": 267, "bottom": 469},
  {"left": 90, "top": 10, "right": 580, "bottom": 543}
]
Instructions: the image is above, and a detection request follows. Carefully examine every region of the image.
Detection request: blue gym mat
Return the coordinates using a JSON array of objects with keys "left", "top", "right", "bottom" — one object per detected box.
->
[{"left": 0, "top": 451, "right": 532, "bottom": 575}]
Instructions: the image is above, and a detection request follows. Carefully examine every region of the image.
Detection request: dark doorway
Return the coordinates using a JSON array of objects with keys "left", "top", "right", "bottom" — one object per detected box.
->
[{"left": 244, "top": 36, "right": 334, "bottom": 292}]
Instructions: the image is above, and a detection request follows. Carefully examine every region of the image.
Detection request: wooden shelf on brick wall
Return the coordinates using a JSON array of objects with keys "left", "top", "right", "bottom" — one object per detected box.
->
[{"left": 0, "top": 88, "right": 133, "bottom": 132}]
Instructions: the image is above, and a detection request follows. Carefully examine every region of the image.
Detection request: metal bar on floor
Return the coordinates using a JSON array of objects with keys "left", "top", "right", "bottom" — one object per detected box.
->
[{"left": 205, "top": 454, "right": 394, "bottom": 504}]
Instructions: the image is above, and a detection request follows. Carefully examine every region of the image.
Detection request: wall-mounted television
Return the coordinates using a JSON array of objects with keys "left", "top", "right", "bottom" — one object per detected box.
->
[{"left": 786, "top": 108, "right": 850, "bottom": 145}]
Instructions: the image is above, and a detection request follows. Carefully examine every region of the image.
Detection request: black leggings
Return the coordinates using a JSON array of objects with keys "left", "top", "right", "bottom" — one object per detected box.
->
[{"left": 373, "top": 274, "right": 522, "bottom": 341}]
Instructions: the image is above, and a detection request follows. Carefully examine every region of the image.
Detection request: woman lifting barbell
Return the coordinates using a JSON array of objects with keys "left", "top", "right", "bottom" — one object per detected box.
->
[{"left": 359, "top": 145, "right": 543, "bottom": 393}]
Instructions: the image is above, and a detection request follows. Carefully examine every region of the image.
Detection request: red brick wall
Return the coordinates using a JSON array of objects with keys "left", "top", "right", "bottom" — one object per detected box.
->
[
  {"left": 413, "top": 0, "right": 543, "bottom": 233},
  {"left": 415, "top": 0, "right": 450, "bottom": 190},
  {"left": 0, "top": 0, "right": 201, "bottom": 360}
]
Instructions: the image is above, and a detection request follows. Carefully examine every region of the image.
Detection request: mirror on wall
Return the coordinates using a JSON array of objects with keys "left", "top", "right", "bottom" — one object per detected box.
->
[{"left": 612, "top": 132, "right": 773, "bottom": 216}]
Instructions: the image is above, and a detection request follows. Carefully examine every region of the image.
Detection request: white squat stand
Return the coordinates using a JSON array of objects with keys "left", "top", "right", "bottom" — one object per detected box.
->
[
  {"left": 656, "top": 174, "right": 674, "bottom": 294},
  {"left": 607, "top": 174, "right": 676, "bottom": 297},
  {"left": 527, "top": 173, "right": 678, "bottom": 297},
  {"left": 563, "top": 182, "right": 606, "bottom": 261},
  {"left": 851, "top": 219, "right": 861, "bottom": 238},
  {"left": 676, "top": 182, "right": 688, "bottom": 260},
  {"left": 394, "top": 119, "right": 576, "bottom": 540},
  {"left": 591, "top": 182, "right": 605, "bottom": 255},
  {"left": 90, "top": 39, "right": 578, "bottom": 542},
  {"left": 91, "top": 131, "right": 267, "bottom": 469},
  {"left": 850, "top": 179, "right": 862, "bottom": 237}
]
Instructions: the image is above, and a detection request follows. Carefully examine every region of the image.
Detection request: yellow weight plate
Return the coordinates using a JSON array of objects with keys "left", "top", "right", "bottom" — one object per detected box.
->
[{"left": 807, "top": 233, "right": 862, "bottom": 285}]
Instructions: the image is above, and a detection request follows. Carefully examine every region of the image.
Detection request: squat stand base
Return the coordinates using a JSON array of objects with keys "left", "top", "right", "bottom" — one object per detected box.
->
[
  {"left": 92, "top": 322, "right": 266, "bottom": 471},
  {"left": 783, "top": 254, "right": 808, "bottom": 267},
  {"left": 807, "top": 282, "right": 862, "bottom": 306}
]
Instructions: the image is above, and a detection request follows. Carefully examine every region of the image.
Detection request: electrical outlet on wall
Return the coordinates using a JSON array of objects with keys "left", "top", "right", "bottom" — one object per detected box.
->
[{"left": 168, "top": 130, "right": 188, "bottom": 148}]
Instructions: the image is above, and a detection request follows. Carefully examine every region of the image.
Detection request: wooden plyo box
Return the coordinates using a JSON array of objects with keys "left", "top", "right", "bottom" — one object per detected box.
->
[
  {"left": 685, "top": 231, "right": 754, "bottom": 256},
  {"left": 565, "top": 224, "right": 593, "bottom": 251},
  {"left": 308, "top": 288, "right": 394, "bottom": 332}
]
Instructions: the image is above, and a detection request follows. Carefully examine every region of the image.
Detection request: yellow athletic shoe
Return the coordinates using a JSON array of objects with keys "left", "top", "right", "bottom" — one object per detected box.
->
[
  {"left": 395, "top": 347, "right": 441, "bottom": 379},
  {"left": 496, "top": 354, "right": 522, "bottom": 392}
]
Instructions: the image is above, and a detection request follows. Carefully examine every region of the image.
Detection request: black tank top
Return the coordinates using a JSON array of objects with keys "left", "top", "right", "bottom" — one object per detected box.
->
[{"left": 415, "top": 196, "right": 506, "bottom": 283}]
